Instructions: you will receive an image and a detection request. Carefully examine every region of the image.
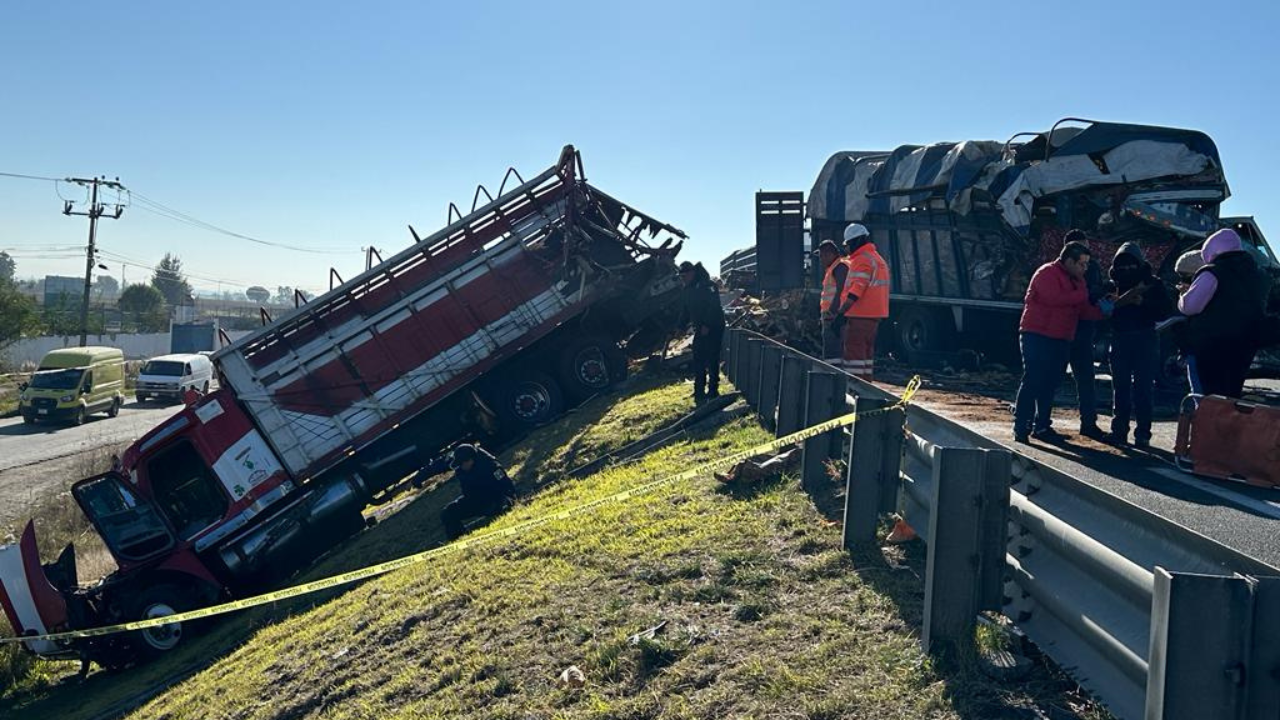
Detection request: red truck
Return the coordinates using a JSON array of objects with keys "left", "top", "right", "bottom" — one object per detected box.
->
[{"left": 0, "top": 146, "right": 686, "bottom": 667}]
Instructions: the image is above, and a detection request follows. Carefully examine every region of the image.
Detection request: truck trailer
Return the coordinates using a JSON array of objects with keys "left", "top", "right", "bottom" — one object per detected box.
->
[
  {"left": 0, "top": 146, "right": 687, "bottom": 668},
  {"left": 806, "top": 118, "right": 1280, "bottom": 366}
]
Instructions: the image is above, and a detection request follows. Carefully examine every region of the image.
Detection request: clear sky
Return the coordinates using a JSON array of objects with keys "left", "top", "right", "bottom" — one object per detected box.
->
[{"left": 2, "top": 0, "right": 1278, "bottom": 296}]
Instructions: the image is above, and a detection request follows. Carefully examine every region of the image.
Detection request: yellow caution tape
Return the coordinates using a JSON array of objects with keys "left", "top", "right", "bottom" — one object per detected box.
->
[{"left": 2, "top": 376, "right": 920, "bottom": 646}]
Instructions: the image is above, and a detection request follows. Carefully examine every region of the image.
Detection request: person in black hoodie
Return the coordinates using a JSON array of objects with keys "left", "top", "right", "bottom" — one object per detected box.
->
[
  {"left": 677, "top": 261, "right": 726, "bottom": 403},
  {"left": 1105, "top": 243, "right": 1172, "bottom": 447}
]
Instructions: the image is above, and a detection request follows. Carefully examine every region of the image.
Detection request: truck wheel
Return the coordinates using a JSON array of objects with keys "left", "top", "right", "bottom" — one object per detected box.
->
[
  {"left": 108, "top": 397, "right": 121, "bottom": 418},
  {"left": 557, "top": 337, "right": 627, "bottom": 402},
  {"left": 497, "top": 372, "right": 564, "bottom": 428},
  {"left": 128, "top": 584, "right": 190, "bottom": 659},
  {"left": 74, "top": 407, "right": 87, "bottom": 426},
  {"left": 895, "top": 307, "right": 951, "bottom": 359}
]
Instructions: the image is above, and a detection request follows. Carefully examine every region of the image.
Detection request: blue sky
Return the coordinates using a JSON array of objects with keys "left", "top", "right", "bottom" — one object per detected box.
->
[{"left": 2, "top": 0, "right": 1278, "bottom": 295}]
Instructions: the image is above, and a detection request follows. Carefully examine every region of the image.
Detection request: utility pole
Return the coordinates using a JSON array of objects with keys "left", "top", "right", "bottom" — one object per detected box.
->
[{"left": 63, "top": 176, "right": 125, "bottom": 346}]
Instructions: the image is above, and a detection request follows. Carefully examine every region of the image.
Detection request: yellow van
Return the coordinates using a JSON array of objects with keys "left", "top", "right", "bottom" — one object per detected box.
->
[{"left": 19, "top": 347, "right": 126, "bottom": 426}]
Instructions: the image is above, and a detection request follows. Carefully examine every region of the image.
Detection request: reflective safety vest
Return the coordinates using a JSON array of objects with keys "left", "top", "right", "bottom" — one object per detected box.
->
[
  {"left": 820, "top": 257, "right": 851, "bottom": 313},
  {"left": 842, "top": 243, "right": 890, "bottom": 318}
]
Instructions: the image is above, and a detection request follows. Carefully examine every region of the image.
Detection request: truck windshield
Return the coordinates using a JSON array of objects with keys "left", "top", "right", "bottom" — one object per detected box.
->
[
  {"left": 30, "top": 369, "right": 84, "bottom": 390},
  {"left": 142, "top": 361, "right": 185, "bottom": 376},
  {"left": 73, "top": 475, "right": 174, "bottom": 562}
]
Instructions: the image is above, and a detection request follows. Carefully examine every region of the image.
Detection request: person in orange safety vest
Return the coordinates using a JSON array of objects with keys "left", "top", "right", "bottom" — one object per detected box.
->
[
  {"left": 833, "top": 223, "right": 889, "bottom": 379},
  {"left": 816, "top": 239, "right": 851, "bottom": 364}
]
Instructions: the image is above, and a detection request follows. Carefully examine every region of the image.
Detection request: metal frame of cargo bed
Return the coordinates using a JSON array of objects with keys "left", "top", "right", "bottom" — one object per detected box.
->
[{"left": 214, "top": 146, "right": 685, "bottom": 481}]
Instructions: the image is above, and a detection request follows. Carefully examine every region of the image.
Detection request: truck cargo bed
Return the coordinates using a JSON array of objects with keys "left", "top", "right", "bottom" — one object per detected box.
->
[{"left": 215, "top": 146, "right": 683, "bottom": 480}]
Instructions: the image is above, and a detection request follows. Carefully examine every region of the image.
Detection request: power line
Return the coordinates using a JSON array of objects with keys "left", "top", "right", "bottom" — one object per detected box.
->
[
  {"left": 0, "top": 171, "right": 61, "bottom": 182},
  {"left": 130, "top": 191, "right": 357, "bottom": 255}
]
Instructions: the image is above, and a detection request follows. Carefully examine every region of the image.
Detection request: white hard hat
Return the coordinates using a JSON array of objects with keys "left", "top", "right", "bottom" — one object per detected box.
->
[{"left": 843, "top": 223, "right": 871, "bottom": 244}]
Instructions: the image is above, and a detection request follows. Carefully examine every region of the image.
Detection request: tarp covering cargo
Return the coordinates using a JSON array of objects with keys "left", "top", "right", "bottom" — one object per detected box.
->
[{"left": 809, "top": 121, "right": 1228, "bottom": 238}]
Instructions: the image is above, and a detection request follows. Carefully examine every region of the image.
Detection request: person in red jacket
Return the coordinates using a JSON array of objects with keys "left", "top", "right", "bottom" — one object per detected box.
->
[{"left": 1014, "top": 240, "right": 1108, "bottom": 443}]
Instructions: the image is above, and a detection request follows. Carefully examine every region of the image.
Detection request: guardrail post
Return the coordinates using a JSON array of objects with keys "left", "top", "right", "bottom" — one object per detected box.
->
[
  {"left": 922, "top": 447, "right": 1012, "bottom": 658},
  {"left": 842, "top": 397, "right": 905, "bottom": 549},
  {"left": 801, "top": 369, "right": 846, "bottom": 494},
  {"left": 740, "top": 338, "right": 762, "bottom": 406},
  {"left": 725, "top": 330, "right": 743, "bottom": 386},
  {"left": 776, "top": 352, "right": 806, "bottom": 437},
  {"left": 1146, "top": 571, "right": 1280, "bottom": 720},
  {"left": 756, "top": 343, "right": 783, "bottom": 431}
]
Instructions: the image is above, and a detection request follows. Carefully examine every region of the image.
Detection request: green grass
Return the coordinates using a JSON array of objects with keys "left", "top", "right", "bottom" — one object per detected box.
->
[{"left": 3, "top": 374, "right": 1109, "bottom": 719}]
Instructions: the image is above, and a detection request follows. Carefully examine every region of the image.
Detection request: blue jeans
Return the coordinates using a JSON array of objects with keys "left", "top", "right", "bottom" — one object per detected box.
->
[
  {"left": 1015, "top": 332, "right": 1070, "bottom": 436},
  {"left": 1186, "top": 355, "right": 1203, "bottom": 395},
  {"left": 1110, "top": 329, "right": 1159, "bottom": 442}
]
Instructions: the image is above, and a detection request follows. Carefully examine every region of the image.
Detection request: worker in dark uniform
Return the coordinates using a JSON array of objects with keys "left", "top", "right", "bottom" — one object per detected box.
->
[
  {"left": 677, "top": 261, "right": 726, "bottom": 403},
  {"left": 419, "top": 444, "right": 516, "bottom": 539},
  {"left": 816, "top": 239, "right": 850, "bottom": 366}
]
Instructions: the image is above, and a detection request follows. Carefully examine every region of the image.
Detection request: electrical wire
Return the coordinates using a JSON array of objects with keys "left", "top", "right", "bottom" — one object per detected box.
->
[
  {"left": 130, "top": 191, "right": 357, "bottom": 255},
  {"left": 0, "top": 171, "right": 60, "bottom": 182}
]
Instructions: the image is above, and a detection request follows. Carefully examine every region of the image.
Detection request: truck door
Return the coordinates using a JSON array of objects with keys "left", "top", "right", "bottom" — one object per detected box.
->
[
  {"left": 143, "top": 440, "right": 230, "bottom": 541},
  {"left": 73, "top": 473, "right": 175, "bottom": 564}
]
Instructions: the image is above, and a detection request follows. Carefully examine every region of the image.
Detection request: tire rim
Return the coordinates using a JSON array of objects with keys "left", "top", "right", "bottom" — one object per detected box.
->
[
  {"left": 511, "top": 382, "right": 552, "bottom": 422},
  {"left": 905, "top": 321, "right": 927, "bottom": 352},
  {"left": 140, "top": 602, "right": 182, "bottom": 651},
  {"left": 573, "top": 348, "right": 610, "bottom": 389}
]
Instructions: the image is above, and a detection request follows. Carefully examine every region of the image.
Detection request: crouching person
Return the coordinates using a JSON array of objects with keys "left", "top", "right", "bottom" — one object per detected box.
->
[{"left": 425, "top": 444, "right": 516, "bottom": 540}]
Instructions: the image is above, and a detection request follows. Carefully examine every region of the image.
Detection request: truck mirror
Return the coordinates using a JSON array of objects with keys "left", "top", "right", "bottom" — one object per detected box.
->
[{"left": 19, "top": 382, "right": 27, "bottom": 392}]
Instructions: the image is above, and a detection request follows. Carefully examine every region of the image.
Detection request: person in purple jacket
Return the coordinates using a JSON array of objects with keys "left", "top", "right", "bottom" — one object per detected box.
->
[{"left": 1175, "top": 229, "right": 1269, "bottom": 398}]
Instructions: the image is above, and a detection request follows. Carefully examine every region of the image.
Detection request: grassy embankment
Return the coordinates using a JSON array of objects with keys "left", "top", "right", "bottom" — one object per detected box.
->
[{"left": 6, "top": 373, "right": 1106, "bottom": 719}]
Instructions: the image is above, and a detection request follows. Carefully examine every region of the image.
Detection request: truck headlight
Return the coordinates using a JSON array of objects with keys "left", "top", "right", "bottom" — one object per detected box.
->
[{"left": 60, "top": 394, "right": 75, "bottom": 403}]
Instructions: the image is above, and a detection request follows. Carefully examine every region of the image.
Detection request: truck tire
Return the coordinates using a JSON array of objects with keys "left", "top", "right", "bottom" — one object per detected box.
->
[
  {"left": 496, "top": 372, "right": 564, "bottom": 428},
  {"left": 557, "top": 336, "right": 627, "bottom": 402},
  {"left": 108, "top": 397, "right": 121, "bottom": 418},
  {"left": 127, "top": 584, "right": 191, "bottom": 660},
  {"left": 74, "top": 406, "right": 87, "bottom": 426},
  {"left": 895, "top": 306, "right": 952, "bottom": 359}
]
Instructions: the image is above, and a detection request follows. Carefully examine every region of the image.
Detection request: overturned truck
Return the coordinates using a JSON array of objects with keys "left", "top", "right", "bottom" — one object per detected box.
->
[
  {"left": 0, "top": 146, "right": 687, "bottom": 668},
  {"left": 808, "top": 118, "right": 1280, "bottom": 366}
]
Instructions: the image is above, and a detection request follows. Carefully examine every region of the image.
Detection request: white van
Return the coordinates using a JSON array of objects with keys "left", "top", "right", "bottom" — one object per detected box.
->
[{"left": 136, "top": 353, "right": 215, "bottom": 404}]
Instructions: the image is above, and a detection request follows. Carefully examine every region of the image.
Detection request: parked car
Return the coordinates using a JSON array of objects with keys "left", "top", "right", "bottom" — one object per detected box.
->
[
  {"left": 19, "top": 347, "right": 126, "bottom": 426},
  {"left": 136, "top": 353, "right": 215, "bottom": 404}
]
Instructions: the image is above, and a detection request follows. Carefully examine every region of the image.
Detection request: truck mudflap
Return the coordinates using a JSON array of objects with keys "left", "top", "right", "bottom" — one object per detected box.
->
[{"left": 0, "top": 521, "right": 72, "bottom": 656}]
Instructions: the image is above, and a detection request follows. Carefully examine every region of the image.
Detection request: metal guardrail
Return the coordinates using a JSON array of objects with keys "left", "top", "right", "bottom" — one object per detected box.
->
[{"left": 722, "top": 328, "right": 1280, "bottom": 720}]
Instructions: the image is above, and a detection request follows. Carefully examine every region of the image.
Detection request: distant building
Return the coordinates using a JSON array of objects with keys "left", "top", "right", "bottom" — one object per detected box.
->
[{"left": 43, "top": 275, "right": 84, "bottom": 308}]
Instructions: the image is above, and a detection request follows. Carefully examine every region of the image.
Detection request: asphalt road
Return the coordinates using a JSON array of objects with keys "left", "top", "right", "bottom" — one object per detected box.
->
[
  {"left": 0, "top": 400, "right": 180, "bottom": 529},
  {"left": 891, "top": 377, "right": 1280, "bottom": 569}
]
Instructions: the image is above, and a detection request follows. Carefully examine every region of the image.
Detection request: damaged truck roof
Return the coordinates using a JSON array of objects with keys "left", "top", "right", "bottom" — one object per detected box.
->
[{"left": 808, "top": 119, "right": 1228, "bottom": 238}]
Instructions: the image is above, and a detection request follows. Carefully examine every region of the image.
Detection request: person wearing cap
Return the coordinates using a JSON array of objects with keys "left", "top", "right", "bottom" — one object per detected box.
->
[
  {"left": 1104, "top": 242, "right": 1172, "bottom": 447},
  {"left": 1172, "top": 248, "right": 1208, "bottom": 393},
  {"left": 1174, "top": 228, "right": 1269, "bottom": 398},
  {"left": 816, "top": 239, "right": 850, "bottom": 365},
  {"left": 418, "top": 443, "right": 516, "bottom": 539},
  {"left": 1063, "top": 229, "right": 1108, "bottom": 441},
  {"left": 833, "top": 223, "right": 889, "bottom": 379},
  {"left": 677, "top": 260, "right": 726, "bottom": 403}
]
